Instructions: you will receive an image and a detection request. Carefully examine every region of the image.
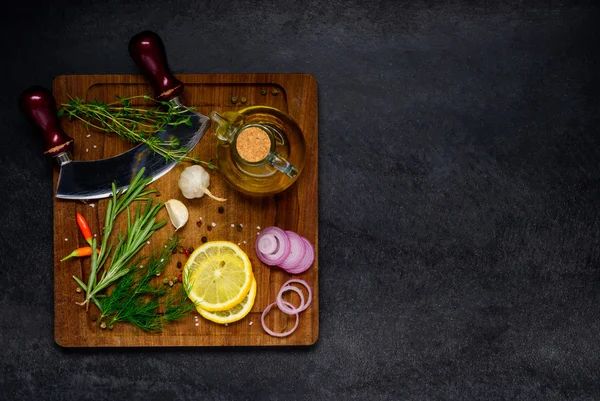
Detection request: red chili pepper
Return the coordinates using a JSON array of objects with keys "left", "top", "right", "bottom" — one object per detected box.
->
[
  {"left": 60, "top": 247, "right": 100, "bottom": 262},
  {"left": 76, "top": 213, "right": 93, "bottom": 246}
]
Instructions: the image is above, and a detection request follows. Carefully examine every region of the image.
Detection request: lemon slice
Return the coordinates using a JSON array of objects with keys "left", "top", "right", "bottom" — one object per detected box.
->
[
  {"left": 183, "top": 241, "right": 253, "bottom": 312},
  {"left": 197, "top": 276, "right": 257, "bottom": 324}
]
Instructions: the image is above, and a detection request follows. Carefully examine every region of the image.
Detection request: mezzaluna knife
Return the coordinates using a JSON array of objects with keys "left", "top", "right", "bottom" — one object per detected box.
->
[{"left": 18, "top": 30, "right": 210, "bottom": 200}]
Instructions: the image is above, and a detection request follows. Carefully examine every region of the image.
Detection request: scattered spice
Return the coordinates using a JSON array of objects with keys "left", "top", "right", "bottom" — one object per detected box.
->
[
  {"left": 201, "top": 236, "right": 208, "bottom": 243},
  {"left": 188, "top": 246, "right": 194, "bottom": 253},
  {"left": 207, "top": 226, "right": 212, "bottom": 232},
  {"left": 196, "top": 220, "right": 203, "bottom": 227},
  {"left": 100, "top": 322, "right": 107, "bottom": 329},
  {"left": 211, "top": 222, "right": 216, "bottom": 227},
  {"left": 184, "top": 248, "right": 190, "bottom": 256},
  {"left": 218, "top": 206, "right": 224, "bottom": 214},
  {"left": 176, "top": 261, "right": 182, "bottom": 269},
  {"left": 236, "top": 127, "right": 271, "bottom": 162},
  {"left": 168, "top": 280, "right": 174, "bottom": 287},
  {"left": 177, "top": 274, "right": 182, "bottom": 282},
  {"left": 231, "top": 96, "right": 238, "bottom": 104},
  {"left": 76, "top": 287, "right": 82, "bottom": 293},
  {"left": 240, "top": 97, "right": 247, "bottom": 104},
  {"left": 155, "top": 191, "right": 161, "bottom": 197},
  {"left": 272, "top": 89, "right": 279, "bottom": 95},
  {"left": 237, "top": 224, "right": 243, "bottom": 232},
  {"left": 163, "top": 278, "right": 169, "bottom": 285},
  {"left": 261, "top": 89, "right": 267, "bottom": 95},
  {"left": 231, "top": 224, "right": 235, "bottom": 228}
]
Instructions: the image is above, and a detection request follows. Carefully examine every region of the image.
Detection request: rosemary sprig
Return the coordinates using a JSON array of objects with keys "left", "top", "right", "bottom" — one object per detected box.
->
[
  {"left": 73, "top": 168, "right": 165, "bottom": 309},
  {"left": 58, "top": 94, "right": 216, "bottom": 169},
  {"left": 97, "top": 237, "right": 195, "bottom": 332}
]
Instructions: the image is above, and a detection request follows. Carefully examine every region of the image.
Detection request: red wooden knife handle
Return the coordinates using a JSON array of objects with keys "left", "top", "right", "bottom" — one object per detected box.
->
[
  {"left": 19, "top": 86, "right": 73, "bottom": 157},
  {"left": 128, "top": 30, "right": 184, "bottom": 101}
]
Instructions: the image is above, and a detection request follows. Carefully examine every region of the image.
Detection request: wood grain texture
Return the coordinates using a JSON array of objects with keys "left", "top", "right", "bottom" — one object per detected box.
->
[{"left": 52, "top": 74, "right": 318, "bottom": 347}]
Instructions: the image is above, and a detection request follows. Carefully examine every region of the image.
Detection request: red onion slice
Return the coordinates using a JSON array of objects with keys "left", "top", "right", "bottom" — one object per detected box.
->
[
  {"left": 276, "top": 285, "right": 305, "bottom": 315},
  {"left": 278, "top": 231, "right": 306, "bottom": 271},
  {"left": 261, "top": 300, "right": 299, "bottom": 337},
  {"left": 255, "top": 227, "right": 291, "bottom": 266},
  {"left": 285, "top": 236, "right": 315, "bottom": 274},
  {"left": 280, "top": 279, "right": 312, "bottom": 311},
  {"left": 257, "top": 234, "right": 278, "bottom": 255}
]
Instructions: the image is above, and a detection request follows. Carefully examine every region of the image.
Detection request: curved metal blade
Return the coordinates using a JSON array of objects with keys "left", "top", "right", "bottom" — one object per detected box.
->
[{"left": 56, "top": 111, "right": 210, "bottom": 200}]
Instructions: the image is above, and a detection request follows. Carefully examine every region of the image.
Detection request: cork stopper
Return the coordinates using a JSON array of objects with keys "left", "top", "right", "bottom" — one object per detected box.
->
[{"left": 236, "top": 127, "right": 271, "bottom": 162}]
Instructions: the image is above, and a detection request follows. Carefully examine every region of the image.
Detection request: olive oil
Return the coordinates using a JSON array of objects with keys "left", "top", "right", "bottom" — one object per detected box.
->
[{"left": 211, "top": 106, "right": 306, "bottom": 196}]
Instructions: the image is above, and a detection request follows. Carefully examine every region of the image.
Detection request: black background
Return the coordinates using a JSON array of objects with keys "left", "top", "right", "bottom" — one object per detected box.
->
[{"left": 2, "top": 1, "right": 600, "bottom": 400}]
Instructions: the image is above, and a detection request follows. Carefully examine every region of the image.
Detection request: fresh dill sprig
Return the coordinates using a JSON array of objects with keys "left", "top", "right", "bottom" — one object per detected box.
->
[
  {"left": 58, "top": 94, "right": 216, "bottom": 169},
  {"left": 97, "top": 237, "right": 195, "bottom": 332}
]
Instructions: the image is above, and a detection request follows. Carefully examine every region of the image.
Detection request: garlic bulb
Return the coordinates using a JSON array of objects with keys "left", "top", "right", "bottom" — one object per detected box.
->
[
  {"left": 165, "top": 199, "right": 189, "bottom": 231},
  {"left": 178, "top": 165, "right": 226, "bottom": 202}
]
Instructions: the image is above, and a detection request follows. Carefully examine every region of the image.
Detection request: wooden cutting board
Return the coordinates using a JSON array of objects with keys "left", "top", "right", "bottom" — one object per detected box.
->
[{"left": 52, "top": 74, "right": 318, "bottom": 347}]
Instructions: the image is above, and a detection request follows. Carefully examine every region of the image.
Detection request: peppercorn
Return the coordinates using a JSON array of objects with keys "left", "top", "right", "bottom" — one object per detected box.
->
[
  {"left": 231, "top": 96, "right": 238, "bottom": 104},
  {"left": 196, "top": 220, "right": 202, "bottom": 227},
  {"left": 75, "top": 287, "right": 82, "bottom": 293},
  {"left": 260, "top": 89, "right": 267, "bottom": 95},
  {"left": 201, "top": 236, "right": 207, "bottom": 243},
  {"left": 168, "top": 280, "right": 174, "bottom": 287},
  {"left": 184, "top": 248, "right": 190, "bottom": 256},
  {"left": 240, "top": 97, "right": 247, "bottom": 104},
  {"left": 177, "top": 274, "right": 183, "bottom": 282},
  {"left": 218, "top": 206, "right": 224, "bottom": 214},
  {"left": 100, "top": 322, "right": 107, "bottom": 329},
  {"left": 236, "top": 224, "right": 243, "bottom": 232},
  {"left": 188, "top": 246, "right": 194, "bottom": 253},
  {"left": 272, "top": 89, "right": 280, "bottom": 95},
  {"left": 163, "top": 278, "right": 169, "bottom": 284},
  {"left": 177, "top": 261, "right": 182, "bottom": 269},
  {"left": 207, "top": 226, "right": 212, "bottom": 231}
]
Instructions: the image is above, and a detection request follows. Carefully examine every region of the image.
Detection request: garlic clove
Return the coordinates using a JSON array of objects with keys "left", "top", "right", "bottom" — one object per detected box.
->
[{"left": 165, "top": 199, "right": 189, "bottom": 230}]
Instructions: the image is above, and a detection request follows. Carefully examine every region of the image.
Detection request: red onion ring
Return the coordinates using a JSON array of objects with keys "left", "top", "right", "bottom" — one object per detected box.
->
[
  {"left": 285, "top": 236, "right": 315, "bottom": 274},
  {"left": 278, "top": 231, "right": 306, "bottom": 271},
  {"left": 276, "top": 285, "right": 305, "bottom": 315},
  {"left": 280, "top": 279, "right": 312, "bottom": 311},
  {"left": 255, "top": 227, "right": 290, "bottom": 266},
  {"left": 261, "top": 300, "right": 299, "bottom": 337}
]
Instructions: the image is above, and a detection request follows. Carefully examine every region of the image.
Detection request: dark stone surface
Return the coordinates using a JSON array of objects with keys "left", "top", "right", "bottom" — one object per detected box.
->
[{"left": 1, "top": 0, "right": 600, "bottom": 399}]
